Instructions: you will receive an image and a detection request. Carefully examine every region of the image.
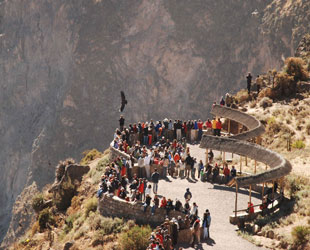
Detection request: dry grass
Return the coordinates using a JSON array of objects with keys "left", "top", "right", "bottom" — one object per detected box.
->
[
  {"left": 235, "top": 89, "right": 252, "bottom": 104},
  {"left": 80, "top": 149, "right": 103, "bottom": 166}
]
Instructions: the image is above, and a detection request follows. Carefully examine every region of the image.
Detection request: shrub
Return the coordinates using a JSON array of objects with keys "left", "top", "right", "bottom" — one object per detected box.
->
[
  {"left": 38, "top": 208, "right": 55, "bottom": 230},
  {"left": 292, "top": 140, "right": 306, "bottom": 149},
  {"left": 53, "top": 179, "right": 76, "bottom": 211},
  {"left": 284, "top": 175, "right": 309, "bottom": 199},
  {"left": 85, "top": 197, "right": 97, "bottom": 217},
  {"left": 80, "top": 149, "right": 102, "bottom": 165},
  {"left": 284, "top": 57, "right": 308, "bottom": 81},
  {"left": 96, "top": 156, "right": 109, "bottom": 172},
  {"left": 32, "top": 193, "right": 45, "bottom": 213},
  {"left": 63, "top": 213, "right": 80, "bottom": 234},
  {"left": 120, "top": 225, "right": 151, "bottom": 250},
  {"left": 274, "top": 72, "right": 295, "bottom": 97},
  {"left": 306, "top": 123, "right": 310, "bottom": 135},
  {"left": 259, "top": 97, "right": 273, "bottom": 109},
  {"left": 292, "top": 225, "right": 310, "bottom": 245},
  {"left": 234, "top": 89, "right": 252, "bottom": 104},
  {"left": 89, "top": 214, "right": 126, "bottom": 234}
]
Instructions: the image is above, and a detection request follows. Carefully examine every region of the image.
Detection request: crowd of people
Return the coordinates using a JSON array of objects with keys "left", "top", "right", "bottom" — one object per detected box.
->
[
  {"left": 98, "top": 110, "right": 244, "bottom": 249},
  {"left": 147, "top": 208, "right": 211, "bottom": 249},
  {"left": 114, "top": 116, "right": 224, "bottom": 153},
  {"left": 97, "top": 160, "right": 212, "bottom": 248}
]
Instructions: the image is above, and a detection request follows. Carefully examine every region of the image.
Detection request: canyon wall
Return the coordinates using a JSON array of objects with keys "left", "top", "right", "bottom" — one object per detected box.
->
[{"left": 1, "top": 0, "right": 309, "bottom": 244}]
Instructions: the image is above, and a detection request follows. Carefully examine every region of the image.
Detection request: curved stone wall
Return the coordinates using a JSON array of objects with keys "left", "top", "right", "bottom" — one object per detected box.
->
[
  {"left": 200, "top": 136, "right": 292, "bottom": 187},
  {"left": 211, "top": 104, "right": 265, "bottom": 141},
  {"left": 98, "top": 194, "right": 184, "bottom": 227},
  {"left": 109, "top": 142, "right": 132, "bottom": 161},
  {"left": 201, "top": 105, "right": 292, "bottom": 187}
]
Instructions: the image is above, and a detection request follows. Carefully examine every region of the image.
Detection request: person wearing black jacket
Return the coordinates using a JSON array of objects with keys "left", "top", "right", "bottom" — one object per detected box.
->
[
  {"left": 151, "top": 168, "right": 160, "bottom": 194},
  {"left": 119, "top": 115, "right": 125, "bottom": 131},
  {"left": 175, "top": 199, "right": 182, "bottom": 211},
  {"left": 184, "top": 188, "right": 192, "bottom": 201},
  {"left": 143, "top": 194, "right": 152, "bottom": 212},
  {"left": 185, "top": 154, "right": 193, "bottom": 178}
]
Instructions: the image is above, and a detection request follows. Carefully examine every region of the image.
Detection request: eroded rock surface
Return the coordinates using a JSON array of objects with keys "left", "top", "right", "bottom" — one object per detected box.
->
[{"left": 1, "top": 0, "right": 310, "bottom": 245}]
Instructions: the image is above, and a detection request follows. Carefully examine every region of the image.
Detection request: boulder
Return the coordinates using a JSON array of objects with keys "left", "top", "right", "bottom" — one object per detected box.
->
[
  {"left": 267, "top": 230, "right": 274, "bottom": 239},
  {"left": 63, "top": 241, "right": 74, "bottom": 250}
]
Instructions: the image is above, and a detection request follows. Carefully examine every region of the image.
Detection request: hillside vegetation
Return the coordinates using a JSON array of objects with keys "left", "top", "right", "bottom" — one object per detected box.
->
[{"left": 10, "top": 150, "right": 151, "bottom": 250}]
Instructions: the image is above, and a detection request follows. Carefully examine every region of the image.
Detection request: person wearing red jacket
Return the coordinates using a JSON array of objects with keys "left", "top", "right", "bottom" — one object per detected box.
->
[
  {"left": 216, "top": 119, "right": 222, "bottom": 136},
  {"left": 160, "top": 196, "right": 167, "bottom": 208},
  {"left": 138, "top": 179, "right": 144, "bottom": 200},
  {"left": 223, "top": 165, "right": 230, "bottom": 183},
  {"left": 197, "top": 119, "right": 203, "bottom": 141},
  {"left": 247, "top": 202, "right": 254, "bottom": 214}
]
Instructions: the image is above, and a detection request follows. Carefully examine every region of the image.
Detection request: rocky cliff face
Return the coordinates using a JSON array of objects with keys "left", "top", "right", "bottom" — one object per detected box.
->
[{"left": 1, "top": 0, "right": 310, "bottom": 245}]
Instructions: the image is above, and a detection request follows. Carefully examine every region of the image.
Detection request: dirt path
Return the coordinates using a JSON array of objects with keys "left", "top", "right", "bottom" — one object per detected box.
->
[{"left": 157, "top": 144, "right": 264, "bottom": 250}]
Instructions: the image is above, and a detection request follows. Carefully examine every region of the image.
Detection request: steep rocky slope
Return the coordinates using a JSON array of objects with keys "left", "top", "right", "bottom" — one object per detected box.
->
[{"left": 1, "top": 0, "right": 310, "bottom": 244}]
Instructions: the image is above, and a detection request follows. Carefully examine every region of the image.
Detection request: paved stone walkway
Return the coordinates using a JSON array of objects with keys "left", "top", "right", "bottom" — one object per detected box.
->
[{"left": 157, "top": 144, "right": 264, "bottom": 250}]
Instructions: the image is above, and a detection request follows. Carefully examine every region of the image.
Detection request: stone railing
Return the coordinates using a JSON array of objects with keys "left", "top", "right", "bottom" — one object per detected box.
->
[
  {"left": 211, "top": 104, "right": 265, "bottom": 141},
  {"left": 109, "top": 141, "right": 132, "bottom": 161},
  {"left": 98, "top": 194, "right": 184, "bottom": 227},
  {"left": 200, "top": 105, "right": 292, "bottom": 187}
]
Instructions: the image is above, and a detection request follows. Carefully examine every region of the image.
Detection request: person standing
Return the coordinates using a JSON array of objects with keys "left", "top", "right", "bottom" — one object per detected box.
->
[
  {"left": 191, "top": 219, "right": 201, "bottom": 247},
  {"left": 231, "top": 165, "right": 237, "bottom": 178},
  {"left": 171, "top": 219, "right": 178, "bottom": 247},
  {"left": 256, "top": 75, "right": 261, "bottom": 94},
  {"left": 185, "top": 154, "right": 193, "bottom": 178},
  {"left": 137, "top": 156, "right": 144, "bottom": 178},
  {"left": 176, "top": 120, "right": 182, "bottom": 141},
  {"left": 246, "top": 72, "right": 252, "bottom": 94},
  {"left": 143, "top": 122, "right": 149, "bottom": 145},
  {"left": 151, "top": 168, "right": 160, "bottom": 194},
  {"left": 202, "top": 211, "right": 209, "bottom": 240},
  {"left": 216, "top": 119, "right": 222, "bottom": 136},
  {"left": 198, "top": 160, "right": 204, "bottom": 179},
  {"left": 212, "top": 118, "right": 217, "bottom": 136},
  {"left": 206, "top": 209, "right": 211, "bottom": 239},
  {"left": 184, "top": 188, "right": 192, "bottom": 201},
  {"left": 119, "top": 115, "right": 125, "bottom": 131},
  {"left": 144, "top": 153, "right": 151, "bottom": 179},
  {"left": 197, "top": 119, "right": 203, "bottom": 141}
]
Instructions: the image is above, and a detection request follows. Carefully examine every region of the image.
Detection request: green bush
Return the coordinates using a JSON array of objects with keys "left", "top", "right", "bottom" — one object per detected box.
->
[
  {"left": 120, "top": 225, "right": 151, "bottom": 250},
  {"left": 89, "top": 213, "right": 126, "bottom": 234},
  {"left": 80, "top": 149, "right": 102, "bottom": 165},
  {"left": 267, "top": 116, "right": 276, "bottom": 125},
  {"left": 292, "top": 140, "right": 306, "bottom": 149},
  {"left": 96, "top": 156, "right": 109, "bottom": 172},
  {"left": 292, "top": 225, "right": 310, "bottom": 245},
  {"left": 38, "top": 208, "right": 55, "bottom": 230},
  {"left": 32, "top": 193, "right": 45, "bottom": 213},
  {"left": 85, "top": 197, "right": 97, "bottom": 217},
  {"left": 63, "top": 213, "right": 80, "bottom": 234},
  {"left": 285, "top": 175, "right": 309, "bottom": 199}
]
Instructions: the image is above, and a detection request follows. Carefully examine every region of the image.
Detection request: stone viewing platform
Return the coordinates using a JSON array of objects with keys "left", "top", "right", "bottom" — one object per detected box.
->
[{"left": 97, "top": 104, "right": 292, "bottom": 249}]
